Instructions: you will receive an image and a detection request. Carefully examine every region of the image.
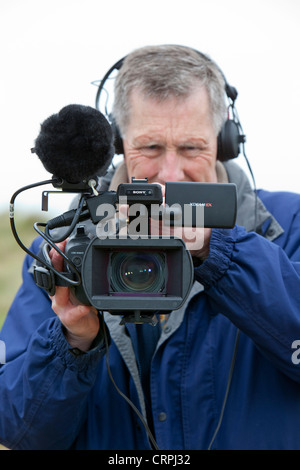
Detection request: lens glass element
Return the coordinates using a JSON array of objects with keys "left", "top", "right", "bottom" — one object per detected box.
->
[{"left": 110, "top": 252, "right": 165, "bottom": 293}]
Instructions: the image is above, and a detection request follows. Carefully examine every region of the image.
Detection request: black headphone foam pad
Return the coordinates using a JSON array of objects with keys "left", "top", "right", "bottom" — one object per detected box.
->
[{"left": 217, "top": 120, "right": 241, "bottom": 162}]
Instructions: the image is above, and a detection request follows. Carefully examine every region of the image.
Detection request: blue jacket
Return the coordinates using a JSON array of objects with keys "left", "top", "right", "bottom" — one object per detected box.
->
[{"left": 1, "top": 162, "right": 300, "bottom": 450}]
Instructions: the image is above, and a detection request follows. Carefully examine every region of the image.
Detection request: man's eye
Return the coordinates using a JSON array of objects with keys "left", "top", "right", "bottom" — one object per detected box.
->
[
  {"left": 182, "top": 146, "right": 202, "bottom": 157},
  {"left": 141, "top": 145, "right": 161, "bottom": 155}
]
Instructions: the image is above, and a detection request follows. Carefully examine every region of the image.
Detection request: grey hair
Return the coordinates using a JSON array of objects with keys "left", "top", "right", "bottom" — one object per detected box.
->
[{"left": 112, "top": 44, "right": 227, "bottom": 137}]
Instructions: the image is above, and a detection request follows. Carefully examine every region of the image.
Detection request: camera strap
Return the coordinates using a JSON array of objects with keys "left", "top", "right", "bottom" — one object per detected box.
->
[{"left": 33, "top": 265, "right": 77, "bottom": 297}]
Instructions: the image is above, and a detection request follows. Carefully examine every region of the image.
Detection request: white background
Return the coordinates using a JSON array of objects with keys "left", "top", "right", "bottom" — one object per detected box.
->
[{"left": 1, "top": 0, "right": 299, "bottom": 217}]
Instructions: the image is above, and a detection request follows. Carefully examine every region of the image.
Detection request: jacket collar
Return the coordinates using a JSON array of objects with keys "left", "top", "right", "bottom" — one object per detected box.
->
[{"left": 224, "top": 161, "right": 284, "bottom": 241}]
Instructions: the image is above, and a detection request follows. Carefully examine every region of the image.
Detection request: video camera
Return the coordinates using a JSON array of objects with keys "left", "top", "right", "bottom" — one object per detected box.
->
[
  {"left": 9, "top": 104, "right": 237, "bottom": 324},
  {"left": 10, "top": 174, "right": 237, "bottom": 324}
]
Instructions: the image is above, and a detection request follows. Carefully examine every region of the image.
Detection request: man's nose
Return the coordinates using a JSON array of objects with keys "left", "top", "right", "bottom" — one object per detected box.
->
[{"left": 157, "top": 152, "right": 185, "bottom": 182}]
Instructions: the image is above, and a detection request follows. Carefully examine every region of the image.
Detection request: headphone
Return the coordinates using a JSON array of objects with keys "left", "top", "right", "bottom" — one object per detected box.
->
[{"left": 94, "top": 47, "right": 246, "bottom": 162}]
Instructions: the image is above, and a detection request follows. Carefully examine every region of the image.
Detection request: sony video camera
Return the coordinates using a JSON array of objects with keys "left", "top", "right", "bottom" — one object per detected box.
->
[
  {"left": 9, "top": 104, "right": 237, "bottom": 324},
  {"left": 11, "top": 175, "right": 237, "bottom": 324}
]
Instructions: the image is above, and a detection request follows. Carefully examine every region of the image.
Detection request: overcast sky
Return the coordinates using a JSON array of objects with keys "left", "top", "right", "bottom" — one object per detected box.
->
[{"left": 1, "top": 0, "right": 299, "bottom": 217}]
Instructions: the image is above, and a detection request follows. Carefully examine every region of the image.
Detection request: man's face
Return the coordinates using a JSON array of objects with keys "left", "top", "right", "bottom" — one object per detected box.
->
[{"left": 123, "top": 86, "right": 218, "bottom": 185}]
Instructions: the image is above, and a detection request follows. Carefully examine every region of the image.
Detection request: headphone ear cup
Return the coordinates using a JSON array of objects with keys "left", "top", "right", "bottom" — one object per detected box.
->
[
  {"left": 110, "top": 116, "right": 124, "bottom": 155},
  {"left": 217, "top": 119, "right": 241, "bottom": 162}
]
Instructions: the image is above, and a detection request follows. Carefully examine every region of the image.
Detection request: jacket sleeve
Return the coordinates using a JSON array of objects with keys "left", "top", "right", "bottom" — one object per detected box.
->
[
  {"left": 194, "top": 225, "right": 300, "bottom": 384},
  {"left": 0, "top": 238, "right": 106, "bottom": 450}
]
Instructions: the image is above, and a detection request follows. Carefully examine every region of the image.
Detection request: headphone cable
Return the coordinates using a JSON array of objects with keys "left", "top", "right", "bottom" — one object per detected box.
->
[
  {"left": 100, "top": 313, "right": 160, "bottom": 450},
  {"left": 231, "top": 103, "right": 258, "bottom": 232},
  {"left": 207, "top": 328, "right": 241, "bottom": 450}
]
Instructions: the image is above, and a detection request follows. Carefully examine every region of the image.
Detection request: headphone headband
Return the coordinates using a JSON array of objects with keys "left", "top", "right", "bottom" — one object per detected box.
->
[{"left": 95, "top": 57, "right": 125, "bottom": 112}]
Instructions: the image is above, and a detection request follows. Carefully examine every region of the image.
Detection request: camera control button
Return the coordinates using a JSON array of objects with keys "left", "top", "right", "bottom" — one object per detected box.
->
[{"left": 72, "top": 256, "right": 82, "bottom": 267}]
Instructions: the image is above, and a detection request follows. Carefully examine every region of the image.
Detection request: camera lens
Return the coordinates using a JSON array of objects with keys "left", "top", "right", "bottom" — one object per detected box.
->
[{"left": 110, "top": 252, "right": 166, "bottom": 293}]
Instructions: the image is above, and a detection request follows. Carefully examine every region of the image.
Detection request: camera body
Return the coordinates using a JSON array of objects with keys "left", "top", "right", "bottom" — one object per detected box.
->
[
  {"left": 32, "top": 177, "right": 237, "bottom": 324},
  {"left": 66, "top": 232, "right": 194, "bottom": 323},
  {"left": 61, "top": 178, "right": 237, "bottom": 323}
]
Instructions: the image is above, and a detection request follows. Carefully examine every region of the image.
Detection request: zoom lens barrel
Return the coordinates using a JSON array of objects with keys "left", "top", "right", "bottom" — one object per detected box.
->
[{"left": 110, "top": 252, "right": 166, "bottom": 293}]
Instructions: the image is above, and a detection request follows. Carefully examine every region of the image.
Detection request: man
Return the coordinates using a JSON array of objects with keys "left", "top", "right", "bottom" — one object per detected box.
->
[{"left": 1, "top": 45, "right": 300, "bottom": 450}]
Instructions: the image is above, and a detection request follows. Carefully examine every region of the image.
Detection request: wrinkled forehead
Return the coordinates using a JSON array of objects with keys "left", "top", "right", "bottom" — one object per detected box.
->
[{"left": 124, "top": 85, "right": 214, "bottom": 133}]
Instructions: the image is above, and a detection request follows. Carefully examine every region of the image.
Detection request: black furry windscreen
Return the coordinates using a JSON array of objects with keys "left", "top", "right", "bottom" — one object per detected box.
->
[{"left": 33, "top": 104, "right": 115, "bottom": 183}]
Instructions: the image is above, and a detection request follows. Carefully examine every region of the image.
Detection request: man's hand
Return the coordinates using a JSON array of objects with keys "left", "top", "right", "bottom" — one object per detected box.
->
[
  {"left": 49, "top": 241, "right": 100, "bottom": 352},
  {"left": 149, "top": 183, "right": 211, "bottom": 261},
  {"left": 150, "top": 218, "right": 211, "bottom": 261}
]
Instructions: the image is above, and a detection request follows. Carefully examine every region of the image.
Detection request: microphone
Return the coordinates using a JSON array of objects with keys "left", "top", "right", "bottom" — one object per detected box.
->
[{"left": 32, "top": 104, "right": 115, "bottom": 184}]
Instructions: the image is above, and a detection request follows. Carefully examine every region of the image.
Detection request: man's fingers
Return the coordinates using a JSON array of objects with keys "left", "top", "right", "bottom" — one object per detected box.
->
[
  {"left": 49, "top": 285, "right": 70, "bottom": 309},
  {"left": 49, "top": 240, "right": 67, "bottom": 272}
]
